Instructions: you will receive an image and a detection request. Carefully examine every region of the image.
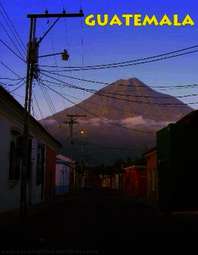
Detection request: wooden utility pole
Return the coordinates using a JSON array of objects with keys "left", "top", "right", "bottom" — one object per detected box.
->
[
  {"left": 64, "top": 114, "right": 86, "bottom": 144},
  {"left": 20, "top": 10, "right": 84, "bottom": 217},
  {"left": 20, "top": 17, "right": 37, "bottom": 217},
  {"left": 64, "top": 114, "right": 86, "bottom": 189}
]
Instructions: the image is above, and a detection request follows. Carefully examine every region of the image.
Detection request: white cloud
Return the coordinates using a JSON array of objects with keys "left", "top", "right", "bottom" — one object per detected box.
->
[
  {"left": 80, "top": 116, "right": 171, "bottom": 129},
  {"left": 121, "top": 116, "right": 146, "bottom": 127}
]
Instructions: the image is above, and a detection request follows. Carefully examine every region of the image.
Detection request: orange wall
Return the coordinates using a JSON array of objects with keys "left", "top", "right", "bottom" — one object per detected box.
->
[{"left": 123, "top": 166, "right": 147, "bottom": 198}]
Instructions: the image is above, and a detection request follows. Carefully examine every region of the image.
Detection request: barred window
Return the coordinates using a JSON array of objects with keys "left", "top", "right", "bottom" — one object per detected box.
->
[{"left": 9, "top": 136, "right": 22, "bottom": 180}]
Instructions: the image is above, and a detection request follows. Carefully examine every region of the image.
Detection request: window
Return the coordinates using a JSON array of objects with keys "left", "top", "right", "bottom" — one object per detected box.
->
[{"left": 9, "top": 135, "right": 22, "bottom": 181}]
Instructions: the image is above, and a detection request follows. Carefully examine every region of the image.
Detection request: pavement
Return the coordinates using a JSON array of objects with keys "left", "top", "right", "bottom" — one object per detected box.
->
[{"left": 0, "top": 189, "right": 198, "bottom": 253}]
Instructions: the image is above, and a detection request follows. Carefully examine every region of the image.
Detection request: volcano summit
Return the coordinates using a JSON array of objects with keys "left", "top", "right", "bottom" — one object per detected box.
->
[{"left": 42, "top": 78, "right": 192, "bottom": 164}]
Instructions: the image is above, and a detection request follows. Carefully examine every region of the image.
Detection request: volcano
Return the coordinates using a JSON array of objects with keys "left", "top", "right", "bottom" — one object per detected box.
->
[{"left": 41, "top": 78, "right": 192, "bottom": 165}]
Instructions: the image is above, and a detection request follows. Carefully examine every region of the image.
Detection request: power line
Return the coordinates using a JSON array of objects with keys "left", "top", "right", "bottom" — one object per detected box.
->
[
  {"left": 117, "top": 83, "right": 198, "bottom": 90},
  {"left": 0, "top": 61, "right": 24, "bottom": 78},
  {"left": 40, "top": 72, "right": 198, "bottom": 106},
  {"left": 38, "top": 77, "right": 125, "bottom": 115},
  {"left": 9, "top": 80, "right": 24, "bottom": 93},
  {"left": 0, "top": 39, "right": 26, "bottom": 63},
  {"left": 39, "top": 78, "right": 153, "bottom": 119},
  {"left": 40, "top": 82, "right": 154, "bottom": 134},
  {"left": 0, "top": 79, "right": 24, "bottom": 95},
  {"left": 11, "top": 92, "right": 24, "bottom": 99},
  {"left": 36, "top": 80, "right": 63, "bottom": 128},
  {"left": 33, "top": 91, "right": 45, "bottom": 120},
  {"left": 37, "top": 80, "right": 57, "bottom": 116},
  {"left": 43, "top": 86, "right": 57, "bottom": 114},
  {"left": 0, "top": 20, "right": 25, "bottom": 59},
  {"left": 0, "top": 1, "right": 26, "bottom": 54},
  {"left": 40, "top": 49, "right": 198, "bottom": 72},
  {"left": 40, "top": 69, "right": 198, "bottom": 90},
  {"left": 39, "top": 44, "right": 198, "bottom": 71},
  {"left": 40, "top": 71, "right": 198, "bottom": 98},
  {"left": 0, "top": 77, "right": 23, "bottom": 81},
  {"left": 40, "top": 70, "right": 109, "bottom": 85},
  {"left": 0, "top": 79, "right": 24, "bottom": 88}
]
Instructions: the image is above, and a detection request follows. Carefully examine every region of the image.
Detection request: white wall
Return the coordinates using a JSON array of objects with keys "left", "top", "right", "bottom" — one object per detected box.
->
[
  {"left": 0, "top": 115, "right": 21, "bottom": 212},
  {"left": 30, "top": 139, "right": 44, "bottom": 205},
  {"left": 0, "top": 115, "right": 45, "bottom": 211}
]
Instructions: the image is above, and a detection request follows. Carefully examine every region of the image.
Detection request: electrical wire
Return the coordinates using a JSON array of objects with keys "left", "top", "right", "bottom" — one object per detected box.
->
[
  {"left": 40, "top": 82, "right": 154, "bottom": 134},
  {"left": 0, "top": 61, "right": 24, "bottom": 78},
  {"left": 35, "top": 79, "right": 63, "bottom": 127},
  {"left": 40, "top": 72, "right": 198, "bottom": 106},
  {"left": 9, "top": 79, "right": 24, "bottom": 93},
  {"left": 38, "top": 80, "right": 57, "bottom": 116},
  {"left": 0, "top": 77, "right": 23, "bottom": 81},
  {"left": 38, "top": 78, "right": 151, "bottom": 121},
  {"left": 0, "top": 39, "right": 26, "bottom": 63},
  {"left": 40, "top": 69, "right": 198, "bottom": 90},
  {"left": 33, "top": 91, "right": 45, "bottom": 120},
  {"left": 0, "top": 20, "right": 25, "bottom": 59},
  {"left": 0, "top": 1, "right": 26, "bottom": 54},
  {"left": 40, "top": 71, "right": 198, "bottom": 99},
  {"left": 39, "top": 44, "right": 198, "bottom": 71}
]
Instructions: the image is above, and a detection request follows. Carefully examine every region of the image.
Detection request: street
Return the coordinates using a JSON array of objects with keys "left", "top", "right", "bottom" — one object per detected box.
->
[{"left": 0, "top": 189, "right": 198, "bottom": 253}]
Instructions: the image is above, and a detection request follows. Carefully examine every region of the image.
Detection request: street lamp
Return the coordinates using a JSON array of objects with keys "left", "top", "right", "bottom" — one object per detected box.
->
[
  {"left": 80, "top": 129, "right": 86, "bottom": 135},
  {"left": 39, "top": 49, "right": 69, "bottom": 61},
  {"left": 61, "top": 49, "right": 69, "bottom": 61}
]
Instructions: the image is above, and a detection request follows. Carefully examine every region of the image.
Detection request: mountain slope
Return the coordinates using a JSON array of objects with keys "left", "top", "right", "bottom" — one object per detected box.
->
[{"left": 42, "top": 78, "right": 192, "bottom": 165}]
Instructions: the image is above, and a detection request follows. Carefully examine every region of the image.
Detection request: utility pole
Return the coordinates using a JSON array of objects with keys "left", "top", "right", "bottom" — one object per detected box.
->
[
  {"left": 64, "top": 114, "right": 86, "bottom": 144},
  {"left": 64, "top": 114, "right": 86, "bottom": 190},
  {"left": 80, "top": 129, "right": 88, "bottom": 189},
  {"left": 20, "top": 10, "right": 84, "bottom": 217}
]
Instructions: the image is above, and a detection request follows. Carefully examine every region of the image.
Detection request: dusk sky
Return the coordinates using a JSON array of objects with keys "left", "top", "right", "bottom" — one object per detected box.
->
[{"left": 0, "top": 0, "right": 198, "bottom": 118}]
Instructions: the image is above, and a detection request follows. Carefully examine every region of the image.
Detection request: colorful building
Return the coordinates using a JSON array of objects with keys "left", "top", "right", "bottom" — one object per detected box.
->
[
  {"left": 100, "top": 173, "right": 120, "bottom": 190},
  {"left": 122, "top": 165, "right": 147, "bottom": 199},
  {"left": 55, "top": 155, "right": 75, "bottom": 194},
  {"left": 0, "top": 86, "right": 61, "bottom": 212}
]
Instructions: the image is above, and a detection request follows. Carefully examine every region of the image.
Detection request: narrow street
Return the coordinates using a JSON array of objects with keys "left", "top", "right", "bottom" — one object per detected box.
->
[{"left": 0, "top": 189, "right": 198, "bottom": 253}]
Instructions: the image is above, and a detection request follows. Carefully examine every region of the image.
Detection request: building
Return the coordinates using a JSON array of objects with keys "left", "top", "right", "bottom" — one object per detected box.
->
[
  {"left": 100, "top": 173, "right": 120, "bottom": 190},
  {"left": 122, "top": 165, "right": 147, "bottom": 199},
  {"left": 111, "top": 173, "right": 120, "bottom": 190},
  {"left": 144, "top": 147, "right": 158, "bottom": 203},
  {"left": 157, "top": 110, "right": 198, "bottom": 211},
  {"left": 101, "top": 174, "right": 112, "bottom": 189},
  {"left": 55, "top": 155, "right": 75, "bottom": 194},
  {"left": 0, "top": 86, "right": 61, "bottom": 212}
]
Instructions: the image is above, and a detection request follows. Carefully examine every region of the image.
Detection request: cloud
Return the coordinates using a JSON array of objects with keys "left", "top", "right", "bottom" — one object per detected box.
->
[
  {"left": 80, "top": 118, "right": 113, "bottom": 126},
  {"left": 121, "top": 116, "right": 146, "bottom": 127},
  {"left": 80, "top": 116, "right": 171, "bottom": 129},
  {"left": 120, "top": 116, "right": 171, "bottom": 129}
]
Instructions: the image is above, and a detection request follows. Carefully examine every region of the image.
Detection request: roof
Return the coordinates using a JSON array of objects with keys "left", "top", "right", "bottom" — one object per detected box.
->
[
  {"left": 56, "top": 154, "right": 74, "bottom": 163},
  {"left": 124, "top": 165, "right": 146, "bottom": 171},
  {"left": 0, "top": 86, "right": 62, "bottom": 149}
]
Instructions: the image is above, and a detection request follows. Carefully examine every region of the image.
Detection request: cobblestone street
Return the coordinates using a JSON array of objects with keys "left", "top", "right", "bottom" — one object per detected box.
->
[{"left": 0, "top": 189, "right": 198, "bottom": 253}]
